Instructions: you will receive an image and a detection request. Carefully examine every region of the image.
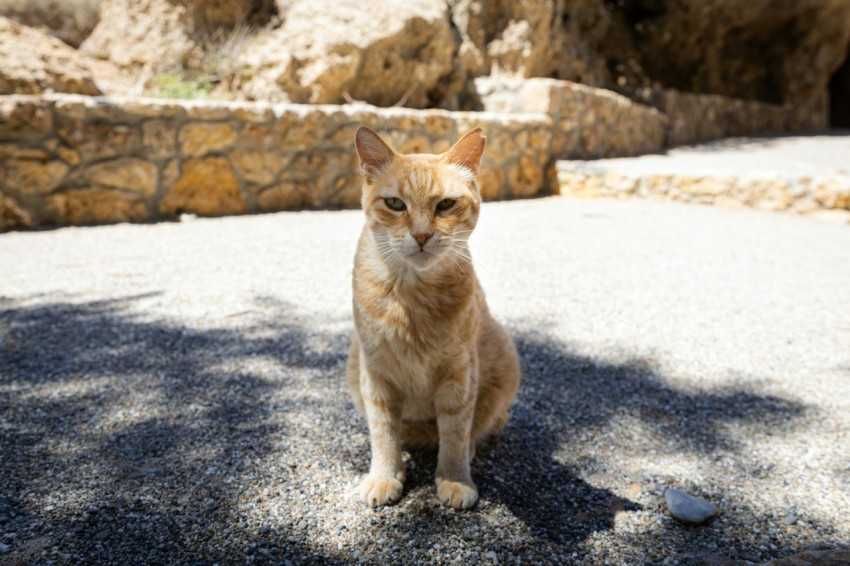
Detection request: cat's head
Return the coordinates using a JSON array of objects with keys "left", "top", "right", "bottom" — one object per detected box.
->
[{"left": 354, "top": 126, "right": 485, "bottom": 271}]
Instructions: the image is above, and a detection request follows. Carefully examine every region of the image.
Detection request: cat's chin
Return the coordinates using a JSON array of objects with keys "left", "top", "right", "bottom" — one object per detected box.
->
[{"left": 404, "top": 249, "right": 441, "bottom": 270}]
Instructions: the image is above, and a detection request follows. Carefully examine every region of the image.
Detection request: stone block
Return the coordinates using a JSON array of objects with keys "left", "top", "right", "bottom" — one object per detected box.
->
[
  {"left": 675, "top": 175, "right": 734, "bottom": 198},
  {"left": 257, "top": 181, "right": 315, "bottom": 211},
  {"left": 56, "top": 120, "right": 140, "bottom": 161},
  {"left": 0, "top": 98, "right": 53, "bottom": 141},
  {"left": 507, "top": 151, "right": 544, "bottom": 198},
  {"left": 231, "top": 123, "right": 287, "bottom": 185},
  {"left": 46, "top": 187, "right": 148, "bottom": 225},
  {"left": 160, "top": 157, "right": 246, "bottom": 216},
  {"left": 143, "top": 119, "right": 177, "bottom": 159},
  {"left": 231, "top": 148, "right": 286, "bottom": 186},
  {"left": 274, "top": 109, "right": 329, "bottom": 151},
  {"left": 0, "top": 144, "right": 69, "bottom": 194},
  {"left": 184, "top": 103, "right": 234, "bottom": 121},
  {"left": 233, "top": 105, "right": 275, "bottom": 123},
  {"left": 179, "top": 122, "right": 237, "bottom": 157},
  {"left": 742, "top": 178, "right": 795, "bottom": 211},
  {"left": 0, "top": 194, "right": 33, "bottom": 230},
  {"left": 328, "top": 173, "right": 363, "bottom": 208},
  {"left": 57, "top": 146, "right": 81, "bottom": 166},
  {"left": 476, "top": 167, "right": 504, "bottom": 200},
  {"left": 78, "top": 157, "right": 158, "bottom": 195},
  {"left": 812, "top": 177, "right": 850, "bottom": 210}
]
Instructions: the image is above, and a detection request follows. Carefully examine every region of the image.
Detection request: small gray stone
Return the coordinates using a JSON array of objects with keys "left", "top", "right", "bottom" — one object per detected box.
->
[
  {"left": 0, "top": 543, "right": 10, "bottom": 554},
  {"left": 664, "top": 488, "right": 718, "bottom": 525}
]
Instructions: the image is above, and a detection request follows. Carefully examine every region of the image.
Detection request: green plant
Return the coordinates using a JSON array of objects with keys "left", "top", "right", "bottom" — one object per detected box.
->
[
  {"left": 144, "top": 23, "right": 261, "bottom": 100},
  {"left": 148, "top": 73, "right": 214, "bottom": 100}
]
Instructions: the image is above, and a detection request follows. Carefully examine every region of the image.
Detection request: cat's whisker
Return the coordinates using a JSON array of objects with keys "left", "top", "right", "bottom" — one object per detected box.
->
[
  {"left": 447, "top": 239, "right": 473, "bottom": 249},
  {"left": 445, "top": 252, "right": 466, "bottom": 276},
  {"left": 448, "top": 247, "right": 473, "bottom": 263},
  {"left": 373, "top": 241, "right": 400, "bottom": 264},
  {"left": 378, "top": 249, "right": 398, "bottom": 264}
]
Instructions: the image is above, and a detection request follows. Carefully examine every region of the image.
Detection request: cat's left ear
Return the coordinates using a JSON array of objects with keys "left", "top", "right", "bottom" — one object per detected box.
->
[
  {"left": 444, "top": 128, "right": 486, "bottom": 177},
  {"left": 355, "top": 126, "right": 395, "bottom": 184}
]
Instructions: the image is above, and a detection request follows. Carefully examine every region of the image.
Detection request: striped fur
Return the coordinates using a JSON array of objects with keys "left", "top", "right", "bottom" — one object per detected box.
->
[{"left": 348, "top": 127, "right": 521, "bottom": 510}]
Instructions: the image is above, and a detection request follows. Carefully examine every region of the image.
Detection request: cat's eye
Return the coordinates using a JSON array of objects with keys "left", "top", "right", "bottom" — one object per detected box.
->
[
  {"left": 384, "top": 198, "right": 406, "bottom": 211},
  {"left": 436, "top": 199, "right": 456, "bottom": 212}
]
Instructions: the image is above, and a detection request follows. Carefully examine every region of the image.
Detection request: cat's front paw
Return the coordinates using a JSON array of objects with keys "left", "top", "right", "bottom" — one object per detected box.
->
[
  {"left": 360, "top": 474, "right": 404, "bottom": 507},
  {"left": 436, "top": 479, "right": 478, "bottom": 510}
]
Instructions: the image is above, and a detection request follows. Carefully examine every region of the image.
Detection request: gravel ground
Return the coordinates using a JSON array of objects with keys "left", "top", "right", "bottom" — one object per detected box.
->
[{"left": 1, "top": 197, "right": 849, "bottom": 565}]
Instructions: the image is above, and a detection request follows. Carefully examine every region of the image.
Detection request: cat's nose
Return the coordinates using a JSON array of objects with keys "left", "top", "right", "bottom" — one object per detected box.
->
[{"left": 412, "top": 230, "right": 434, "bottom": 247}]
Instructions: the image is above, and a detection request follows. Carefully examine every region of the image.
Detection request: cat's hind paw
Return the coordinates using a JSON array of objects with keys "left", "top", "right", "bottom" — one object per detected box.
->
[
  {"left": 360, "top": 475, "right": 404, "bottom": 507},
  {"left": 437, "top": 479, "right": 478, "bottom": 510}
]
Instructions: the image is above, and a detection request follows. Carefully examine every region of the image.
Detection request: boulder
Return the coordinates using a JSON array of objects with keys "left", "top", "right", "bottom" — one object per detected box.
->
[
  {"left": 235, "top": 0, "right": 461, "bottom": 108},
  {"left": 0, "top": 16, "right": 101, "bottom": 95},
  {"left": 0, "top": 0, "right": 100, "bottom": 48},
  {"left": 81, "top": 0, "right": 277, "bottom": 72},
  {"left": 449, "top": 0, "right": 611, "bottom": 85},
  {"left": 80, "top": 0, "right": 195, "bottom": 72}
]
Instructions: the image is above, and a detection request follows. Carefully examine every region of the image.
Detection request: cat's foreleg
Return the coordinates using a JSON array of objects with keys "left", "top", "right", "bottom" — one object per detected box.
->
[
  {"left": 434, "top": 367, "right": 479, "bottom": 510},
  {"left": 359, "top": 359, "right": 406, "bottom": 507}
]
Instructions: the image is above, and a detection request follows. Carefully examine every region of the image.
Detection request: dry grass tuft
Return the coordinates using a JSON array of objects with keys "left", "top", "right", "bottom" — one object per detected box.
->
[{"left": 146, "top": 22, "right": 261, "bottom": 100}]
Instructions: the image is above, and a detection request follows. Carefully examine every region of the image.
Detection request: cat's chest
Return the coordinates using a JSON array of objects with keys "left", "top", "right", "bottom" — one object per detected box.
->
[{"left": 367, "top": 286, "right": 469, "bottom": 349}]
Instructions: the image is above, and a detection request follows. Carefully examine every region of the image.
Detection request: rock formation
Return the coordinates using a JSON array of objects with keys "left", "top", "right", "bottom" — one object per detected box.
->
[
  {"left": 2, "top": 0, "right": 844, "bottom": 123},
  {"left": 235, "top": 0, "right": 462, "bottom": 108},
  {"left": 0, "top": 16, "right": 101, "bottom": 96}
]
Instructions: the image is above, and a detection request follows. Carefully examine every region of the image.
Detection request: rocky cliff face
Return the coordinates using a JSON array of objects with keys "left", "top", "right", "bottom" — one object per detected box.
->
[
  {"left": 598, "top": 0, "right": 850, "bottom": 128},
  {"left": 2, "top": 0, "right": 850, "bottom": 122}
]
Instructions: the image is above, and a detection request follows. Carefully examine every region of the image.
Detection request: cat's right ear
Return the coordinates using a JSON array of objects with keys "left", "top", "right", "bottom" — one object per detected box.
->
[{"left": 355, "top": 126, "right": 395, "bottom": 184}]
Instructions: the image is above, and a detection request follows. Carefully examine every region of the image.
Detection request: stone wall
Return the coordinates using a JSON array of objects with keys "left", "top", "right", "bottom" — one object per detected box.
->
[
  {"left": 653, "top": 89, "right": 818, "bottom": 147},
  {"left": 0, "top": 75, "right": 834, "bottom": 231},
  {"left": 0, "top": 94, "right": 558, "bottom": 230},
  {"left": 476, "top": 77, "right": 809, "bottom": 149}
]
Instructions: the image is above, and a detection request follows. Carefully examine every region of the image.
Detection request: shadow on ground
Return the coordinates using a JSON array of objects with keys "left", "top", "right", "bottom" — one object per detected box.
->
[{"left": 0, "top": 295, "right": 815, "bottom": 563}]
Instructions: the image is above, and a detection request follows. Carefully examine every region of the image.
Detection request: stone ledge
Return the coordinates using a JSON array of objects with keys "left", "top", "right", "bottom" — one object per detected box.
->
[{"left": 556, "top": 134, "right": 850, "bottom": 222}]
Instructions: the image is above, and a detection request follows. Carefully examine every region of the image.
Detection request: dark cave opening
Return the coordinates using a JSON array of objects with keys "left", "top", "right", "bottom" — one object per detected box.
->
[{"left": 829, "top": 46, "right": 850, "bottom": 128}]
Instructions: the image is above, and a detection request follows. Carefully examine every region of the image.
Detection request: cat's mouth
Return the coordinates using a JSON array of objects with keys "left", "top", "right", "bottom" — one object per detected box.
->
[{"left": 405, "top": 247, "right": 439, "bottom": 267}]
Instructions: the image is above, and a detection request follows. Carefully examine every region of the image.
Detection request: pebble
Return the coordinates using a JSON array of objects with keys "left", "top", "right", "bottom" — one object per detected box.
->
[
  {"left": 0, "top": 543, "right": 10, "bottom": 553},
  {"left": 664, "top": 488, "right": 718, "bottom": 525}
]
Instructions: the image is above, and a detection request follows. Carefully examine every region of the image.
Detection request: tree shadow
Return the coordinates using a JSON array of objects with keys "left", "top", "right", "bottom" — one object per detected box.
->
[
  {"left": 329, "top": 329, "right": 810, "bottom": 562},
  {"left": 0, "top": 294, "right": 349, "bottom": 564},
  {"left": 485, "top": 330, "right": 813, "bottom": 561},
  {"left": 0, "top": 296, "right": 818, "bottom": 563},
  {"left": 512, "top": 331, "right": 806, "bottom": 455}
]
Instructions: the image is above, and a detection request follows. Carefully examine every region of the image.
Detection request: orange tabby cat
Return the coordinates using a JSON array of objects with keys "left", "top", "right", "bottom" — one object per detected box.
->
[{"left": 347, "top": 126, "right": 520, "bottom": 510}]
